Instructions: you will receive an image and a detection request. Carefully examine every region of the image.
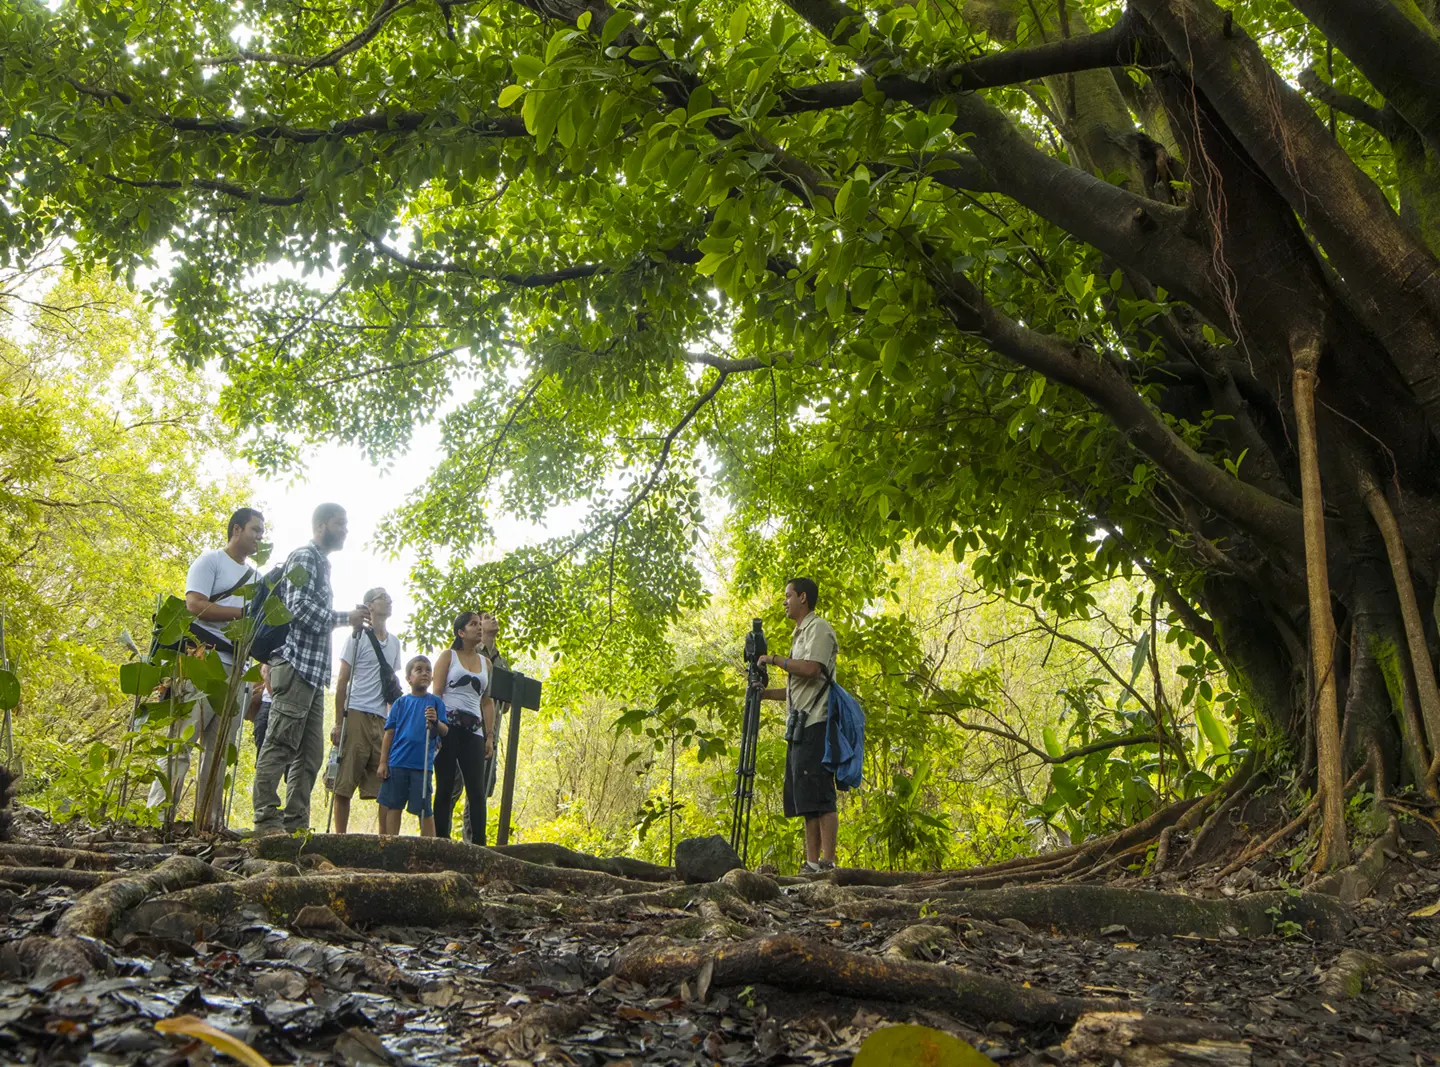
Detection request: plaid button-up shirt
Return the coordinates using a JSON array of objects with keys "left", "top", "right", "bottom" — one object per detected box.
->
[{"left": 276, "top": 540, "right": 347, "bottom": 690}]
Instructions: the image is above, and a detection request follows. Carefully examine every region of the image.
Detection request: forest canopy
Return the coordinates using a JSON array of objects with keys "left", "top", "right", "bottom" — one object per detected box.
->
[{"left": 5, "top": 0, "right": 1440, "bottom": 866}]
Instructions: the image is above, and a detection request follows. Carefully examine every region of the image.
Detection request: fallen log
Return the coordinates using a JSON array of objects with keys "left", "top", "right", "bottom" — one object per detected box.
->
[
  {"left": 612, "top": 933, "right": 1125, "bottom": 1025},
  {"left": 255, "top": 834, "right": 660, "bottom": 894}
]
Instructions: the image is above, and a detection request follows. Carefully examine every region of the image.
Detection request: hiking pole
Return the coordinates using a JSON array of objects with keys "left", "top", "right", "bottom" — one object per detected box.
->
[
  {"left": 325, "top": 628, "right": 364, "bottom": 833},
  {"left": 422, "top": 712, "right": 436, "bottom": 834},
  {"left": 324, "top": 707, "right": 347, "bottom": 834}
]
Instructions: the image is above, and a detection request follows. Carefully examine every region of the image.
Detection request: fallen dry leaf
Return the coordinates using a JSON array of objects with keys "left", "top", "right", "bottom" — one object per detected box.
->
[{"left": 155, "top": 1015, "right": 271, "bottom": 1067}]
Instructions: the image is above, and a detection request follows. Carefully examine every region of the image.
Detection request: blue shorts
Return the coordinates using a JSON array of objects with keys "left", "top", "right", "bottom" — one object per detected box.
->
[{"left": 378, "top": 766, "right": 434, "bottom": 818}]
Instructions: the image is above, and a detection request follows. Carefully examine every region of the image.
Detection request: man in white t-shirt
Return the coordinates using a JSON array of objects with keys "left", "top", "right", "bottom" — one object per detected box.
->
[
  {"left": 148, "top": 507, "right": 265, "bottom": 830},
  {"left": 331, "top": 587, "right": 402, "bottom": 833}
]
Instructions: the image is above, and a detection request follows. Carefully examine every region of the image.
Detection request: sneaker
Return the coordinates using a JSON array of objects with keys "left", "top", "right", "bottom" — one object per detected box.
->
[{"left": 800, "top": 859, "right": 837, "bottom": 875}]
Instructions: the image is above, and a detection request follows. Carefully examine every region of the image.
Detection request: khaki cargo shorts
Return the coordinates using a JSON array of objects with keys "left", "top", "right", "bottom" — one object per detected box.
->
[{"left": 335, "top": 710, "right": 386, "bottom": 799}]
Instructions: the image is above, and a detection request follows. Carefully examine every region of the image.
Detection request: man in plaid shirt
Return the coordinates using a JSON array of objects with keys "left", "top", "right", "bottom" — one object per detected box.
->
[{"left": 252, "top": 503, "right": 370, "bottom": 834}]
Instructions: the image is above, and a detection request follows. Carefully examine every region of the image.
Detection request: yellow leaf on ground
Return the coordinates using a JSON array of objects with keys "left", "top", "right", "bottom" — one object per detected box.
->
[
  {"left": 155, "top": 1015, "right": 271, "bottom": 1067},
  {"left": 1408, "top": 900, "right": 1440, "bottom": 918},
  {"left": 854, "top": 1024, "right": 998, "bottom": 1067}
]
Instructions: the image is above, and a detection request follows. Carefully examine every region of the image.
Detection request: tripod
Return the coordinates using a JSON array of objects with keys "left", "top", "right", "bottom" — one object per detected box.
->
[{"left": 729, "top": 620, "right": 768, "bottom": 865}]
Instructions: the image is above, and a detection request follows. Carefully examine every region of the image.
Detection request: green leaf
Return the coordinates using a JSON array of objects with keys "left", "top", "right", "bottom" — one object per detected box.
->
[
  {"left": 511, "top": 54, "right": 544, "bottom": 81},
  {"left": 0, "top": 669, "right": 19, "bottom": 711},
  {"left": 285, "top": 564, "right": 310, "bottom": 588},
  {"left": 1129, "top": 630, "right": 1150, "bottom": 685},
  {"left": 498, "top": 84, "right": 526, "bottom": 108},
  {"left": 728, "top": 7, "right": 748, "bottom": 43},
  {"left": 601, "top": 9, "right": 633, "bottom": 48},
  {"left": 119, "top": 661, "right": 165, "bottom": 696},
  {"left": 854, "top": 1025, "right": 998, "bottom": 1067},
  {"left": 1042, "top": 725, "right": 1063, "bottom": 758},
  {"left": 1197, "top": 701, "right": 1230, "bottom": 752}
]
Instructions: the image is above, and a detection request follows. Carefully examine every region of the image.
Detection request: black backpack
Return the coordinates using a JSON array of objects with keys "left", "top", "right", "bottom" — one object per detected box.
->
[{"left": 247, "top": 563, "right": 292, "bottom": 664}]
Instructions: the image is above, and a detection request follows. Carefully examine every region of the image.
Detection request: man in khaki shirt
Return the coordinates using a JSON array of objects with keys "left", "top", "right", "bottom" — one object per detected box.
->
[{"left": 758, "top": 577, "right": 840, "bottom": 872}]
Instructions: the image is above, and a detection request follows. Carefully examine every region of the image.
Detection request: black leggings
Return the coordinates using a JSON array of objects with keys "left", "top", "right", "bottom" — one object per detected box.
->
[{"left": 433, "top": 728, "right": 488, "bottom": 843}]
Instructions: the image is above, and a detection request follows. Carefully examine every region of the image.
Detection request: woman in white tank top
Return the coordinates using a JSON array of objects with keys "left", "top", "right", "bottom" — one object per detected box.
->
[{"left": 432, "top": 611, "right": 496, "bottom": 842}]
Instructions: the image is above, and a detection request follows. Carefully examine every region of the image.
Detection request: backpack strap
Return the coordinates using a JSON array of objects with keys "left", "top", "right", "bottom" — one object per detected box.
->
[{"left": 363, "top": 627, "right": 393, "bottom": 671}]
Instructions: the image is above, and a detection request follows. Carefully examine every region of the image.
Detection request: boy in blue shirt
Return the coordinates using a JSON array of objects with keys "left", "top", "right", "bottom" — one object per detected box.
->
[{"left": 376, "top": 655, "right": 448, "bottom": 836}]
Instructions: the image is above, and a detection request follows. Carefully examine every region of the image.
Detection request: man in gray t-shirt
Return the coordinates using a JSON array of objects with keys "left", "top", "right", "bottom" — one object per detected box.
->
[
  {"left": 148, "top": 508, "right": 264, "bottom": 830},
  {"left": 331, "top": 587, "right": 402, "bottom": 833}
]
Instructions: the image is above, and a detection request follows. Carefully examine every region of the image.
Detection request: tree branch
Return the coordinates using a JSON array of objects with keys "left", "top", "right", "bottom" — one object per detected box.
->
[
  {"left": 201, "top": 0, "right": 415, "bottom": 71},
  {"left": 1134, "top": 0, "right": 1440, "bottom": 435},
  {"left": 1297, "top": 69, "right": 1394, "bottom": 137},
  {"left": 364, "top": 234, "right": 708, "bottom": 287},
  {"left": 311, "top": 345, "right": 464, "bottom": 386},
  {"left": 104, "top": 173, "right": 306, "bottom": 206},
  {"left": 927, "top": 708, "right": 1171, "bottom": 765},
  {"left": 65, "top": 82, "right": 526, "bottom": 144},
  {"left": 775, "top": 11, "right": 1141, "bottom": 114},
  {"left": 1288, "top": 0, "right": 1440, "bottom": 153}
]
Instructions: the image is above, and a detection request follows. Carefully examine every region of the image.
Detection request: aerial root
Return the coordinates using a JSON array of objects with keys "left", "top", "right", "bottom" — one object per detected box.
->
[{"left": 612, "top": 932, "right": 1124, "bottom": 1025}]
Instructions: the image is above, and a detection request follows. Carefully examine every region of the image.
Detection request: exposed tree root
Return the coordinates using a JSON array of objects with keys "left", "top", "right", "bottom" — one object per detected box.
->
[
  {"left": 15, "top": 933, "right": 113, "bottom": 983},
  {"left": 55, "top": 854, "right": 230, "bottom": 939},
  {"left": 1212, "top": 761, "right": 1373, "bottom": 881},
  {"left": 880, "top": 923, "right": 955, "bottom": 961},
  {"left": 1178, "top": 762, "right": 1263, "bottom": 869},
  {"left": 824, "top": 795, "right": 1209, "bottom": 889},
  {"left": 255, "top": 834, "right": 659, "bottom": 894},
  {"left": 800, "top": 882, "right": 1352, "bottom": 939},
  {"left": 0, "top": 867, "right": 118, "bottom": 889},
  {"left": 120, "top": 871, "right": 540, "bottom": 940},
  {"left": 490, "top": 842, "right": 674, "bottom": 882},
  {"left": 1321, "top": 949, "right": 1386, "bottom": 999},
  {"left": 661, "top": 899, "right": 754, "bottom": 941},
  {"left": 599, "top": 879, "right": 765, "bottom": 926},
  {"left": 612, "top": 933, "right": 1127, "bottom": 1025},
  {"left": 1311, "top": 816, "right": 1399, "bottom": 901},
  {"left": 0, "top": 842, "right": 117, "bottom": 869},
  {"left": 1152, "top": 789, "right": 1223, "bottom": 876},
  {"left": 234, "top": 858, "right": 302, "bottom": 878},
  {"left": 1061, "top": 1011, "right": 1251, "bottom": 1066}
]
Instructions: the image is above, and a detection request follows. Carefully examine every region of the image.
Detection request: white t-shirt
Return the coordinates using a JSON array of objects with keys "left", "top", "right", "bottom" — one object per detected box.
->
[
  {"left": 340, "top": 630, "right": 402, "bottom": 716},
  {"left": 186, "top": 549, "right": 255, "bottom": 667}
]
